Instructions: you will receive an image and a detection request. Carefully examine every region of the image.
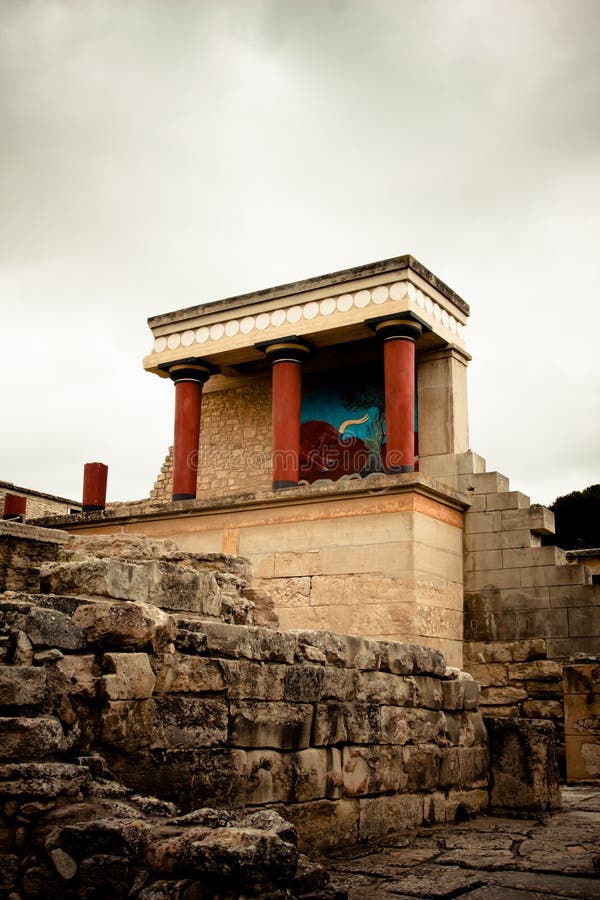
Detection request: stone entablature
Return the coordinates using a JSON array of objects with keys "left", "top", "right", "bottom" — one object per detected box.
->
[{"left": 143, "top": 255, "right": 469, "bottom": 376}]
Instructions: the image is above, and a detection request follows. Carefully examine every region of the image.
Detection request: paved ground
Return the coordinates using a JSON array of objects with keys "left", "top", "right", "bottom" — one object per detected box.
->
[{"left": 326, "top": 786, "right": 600, "bottom": 899}]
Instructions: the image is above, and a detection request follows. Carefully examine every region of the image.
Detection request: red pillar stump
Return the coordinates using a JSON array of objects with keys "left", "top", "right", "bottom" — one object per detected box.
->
[
  {"left": 82, "top": 462, "right": 108, "bottom": 512},
  {"left": 166, "top": 361, "right": 213, "bottom": 501},
  {"left": 370, "top": 316, "right": 423, "bottom": 474},
  {"left": 3, "top": 493, "right": 27, "bottom": 521},
  {"left": 258, "top": 340, "right": 310, "bottom": 489}
]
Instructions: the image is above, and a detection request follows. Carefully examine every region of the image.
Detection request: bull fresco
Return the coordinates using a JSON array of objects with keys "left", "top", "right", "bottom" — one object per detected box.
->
[{"left": 300, "top": 368, "right": 386, "bottom": 482}]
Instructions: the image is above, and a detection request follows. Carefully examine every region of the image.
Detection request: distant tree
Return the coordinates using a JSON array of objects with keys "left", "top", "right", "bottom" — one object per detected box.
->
[{"left": 547, "top": 484, "right": 600, "bottom": 549}]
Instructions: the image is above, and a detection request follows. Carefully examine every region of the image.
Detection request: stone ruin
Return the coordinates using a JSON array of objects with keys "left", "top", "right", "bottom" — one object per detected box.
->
[{"left": 0, "top": 521, "right": 564, "bottom": 899}]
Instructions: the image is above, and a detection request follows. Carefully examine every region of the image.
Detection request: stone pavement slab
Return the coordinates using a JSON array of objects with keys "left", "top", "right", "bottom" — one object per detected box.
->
[{"left": 325, "top": 786, "right": 600, "bottom": 899}]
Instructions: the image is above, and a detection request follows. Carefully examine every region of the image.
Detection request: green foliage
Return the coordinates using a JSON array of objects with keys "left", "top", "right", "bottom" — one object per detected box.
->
[{"left": 548, "top": 484, "right": 600, "bottom": 550}]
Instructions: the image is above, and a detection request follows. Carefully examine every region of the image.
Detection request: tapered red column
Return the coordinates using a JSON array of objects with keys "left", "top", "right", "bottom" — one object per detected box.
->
[
  {"left": 257, "top": 339, "right": 310, "bottom": 489},
  {"left": 369, "top": 316, "right": 423, "bottom": 473},
  {"left": 3, "top": 493, "right": 26, "bottom": 521},
  {"left": 166, "top": 360, "right": 213, "bottom": 501},
  {"left": 82, "top": 462, "right": 108, "bottom": 512}
]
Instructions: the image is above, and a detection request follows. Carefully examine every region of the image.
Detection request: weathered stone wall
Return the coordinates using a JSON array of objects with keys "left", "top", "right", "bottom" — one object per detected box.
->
[
  {"left": 151, "top": 375, "right": 272, "bottom": 502},
  {"left": 0, "top": 482, "right": 79, "bottom": 519},
  {"left": 35, "top": 476, "right": 468, "bottom": 667},
  {"left": 0, "top": 526, "right": 488, "bottom": 858},
  {"left": 564, "top": 662, "right": 600, "bottom": 782}
]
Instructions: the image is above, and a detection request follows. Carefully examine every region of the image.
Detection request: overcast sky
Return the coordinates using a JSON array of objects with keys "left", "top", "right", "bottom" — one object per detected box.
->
[{"left": 1, "top": 0, "right": 598, "bottom": 508}]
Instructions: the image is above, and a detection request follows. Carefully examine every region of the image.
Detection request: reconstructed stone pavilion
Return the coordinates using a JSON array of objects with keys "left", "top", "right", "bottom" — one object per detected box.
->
[
  {"left": 141, "top": 256, "right": 471, "bottom": 666},
  {"left": 36, "top": 255, "right": 600, "bottom": 780}
]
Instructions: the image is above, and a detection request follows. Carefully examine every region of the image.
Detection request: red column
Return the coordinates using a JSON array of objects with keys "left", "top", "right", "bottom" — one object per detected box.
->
[
  {"left": 167, "top": 361, "right": 212, "bottom": 501},
  {"left": 3, "top": 493, "right": 27, "bottom": 521},
  {"left": 373, "top": 317, "right": 423, "bottom": 473},
  {"left": 259, "top": 340, "right": 310, "bottom": 489},
  {"left": 82, "top": 462, "right": 108, "bottom": 512}
]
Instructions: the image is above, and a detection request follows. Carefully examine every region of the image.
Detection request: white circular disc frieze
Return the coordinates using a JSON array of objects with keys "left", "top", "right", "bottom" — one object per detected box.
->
[
  {"left": 287, "top": 305, "right": 302, "bottom": 323},
  {"left": 225, "top": 320, "right": 240, "bottom": 337},
  {"left": 270, "top": 309, "right": 286, "bottom": 327},
  {"left": 210, "top": 323, "right": 225, "bottom": 340},
  {"left": 195, "top": 327, "right": 209, "bottom": 344},
  {"left": 449, "top": 317, "right": 457, "bottom": 333},
  {"left": 425, "top": 297, "right": 433, "bottom": 315},
  {"left": 416, "top": 290, "right": 426, "bottom": 309},
  {"left": 320, "top": 298, "right": 336, "bottom": 315},
  {"left": 433, "top": 304, "right": 442, "bottom": 321},
  {"left": 441, "top": 309, "right": 449, "bottom": 327},
  {"left": 354, "top": 290, "right": 371, "bottom": 308},
  {"left": 181, "top": 330, "right": 195, "bottom": 347},
  {"left": 372, "top": 286, "right": 388, "bottom": 304},
  {"left": 167, "top": 333, "right": 181, "bottom": 350},
  {"left": 337, "top": 294, "right": 353, "bottom": 312},
  {"left": 154, "top": 337, "right": 167, "bottom": 352},
  {"left": 255, "top": 312, "right": 270, "bottom": 330},
  {"left": 240, "top": 317, "right": 255, "bottom": 334},
  {"left": 390, "top": 282, "right": 407, "bottom": 301},
  {"left": 303, "top": 301, "right": 319, "bottom": 319}
]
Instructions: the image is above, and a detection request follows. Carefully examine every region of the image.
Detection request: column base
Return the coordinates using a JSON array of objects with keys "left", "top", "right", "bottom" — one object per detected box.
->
[
  {"left": 172, "top": 492, "right": 196, "bottom": 501},
  {"left": 2, "top": 514, "right": 24, "bottom": 522},
  {"left": 385, "top": 465, "right": 414, "bottom": 475},
  {"left": 82, "top": 504, "right": 105, "bottom": 513},
  {"left": 273, "top": 480, "right": 298, "bottom": 490}
]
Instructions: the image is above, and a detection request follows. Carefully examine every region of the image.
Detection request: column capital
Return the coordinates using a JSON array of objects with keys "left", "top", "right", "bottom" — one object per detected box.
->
[
  {"left": 255, "top": 336, "right": 311, "bottom": 365},
  {"left": 158, "top": 357, "right": 218, "bottom": 384},
  {"left": 365, "top": 311, "right": 430, "bottom": 342}
]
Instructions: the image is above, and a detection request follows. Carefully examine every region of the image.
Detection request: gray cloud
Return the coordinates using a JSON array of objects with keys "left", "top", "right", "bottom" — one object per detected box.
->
[{"left": 0, "top": 0, "right": 598, "bottom": 505}]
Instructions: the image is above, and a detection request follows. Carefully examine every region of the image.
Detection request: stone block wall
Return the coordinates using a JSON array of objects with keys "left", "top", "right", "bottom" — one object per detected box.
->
[
  {"left": 151, "top": 374, "right": 272, "bottom": 502},
  {"left": 424, "top": 452, "right": 600, "bottom": 771},
  {"left": 564, "top": 662, "right": 600, "bottom": 782},
  {"left": 0, "top": 482, "right": 79, "bottom": 519},
  {"left": 0, "top": 526, "right": 489, "bottom": 857}
]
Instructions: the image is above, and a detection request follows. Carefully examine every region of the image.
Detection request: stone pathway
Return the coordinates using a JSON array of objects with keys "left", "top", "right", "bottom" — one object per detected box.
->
[{"left": 326, "top": 786, "right": 600, "bottom": 899}]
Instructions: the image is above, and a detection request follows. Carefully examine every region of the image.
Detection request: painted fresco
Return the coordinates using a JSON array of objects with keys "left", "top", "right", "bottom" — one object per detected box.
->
[{"left": 300, "top": 367, "right": 387, "bottom": 482}]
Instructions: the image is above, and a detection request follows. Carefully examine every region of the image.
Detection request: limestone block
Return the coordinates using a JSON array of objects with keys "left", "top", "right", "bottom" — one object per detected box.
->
[
  {"left": 244, "top": 747, "right": 342, "bottom": 804},
  {"left": 463, "top": 663, "right": 507, "bottom": 688},
  {"left": 565, "top": 734, "right": 600, "bottom": 781},
  {"left": 152, "top": 696, "right": 228, "bottom": 748},
  {"left": 290, "top": 629, "right": 348, "bottom": 666},
  {"left": 283, "top": 665, "right": 325, "bottom": 702},
  {"left": 564, "top": 692, "right": 600, "bottom": 736},
  {"left": 229, "top": 701, "right": 313, "bottom": 749},
  {"left": 568, "top": 606, "right": 600, "bottom": 638},
  {"left": 502, "top": 505, "right": 555, "bottom": 535},
  {"left": 101, "top": 700, "right": 155, "bottom": 751},
  {"left": 0, "top": 666, "right": 46, "bottom": 706},
  {"left": 273, "top": 551, "right": 322, "bottom": 577},
  {"left": 358, "top": 793, "right": 424, "bottom": 841},
  {"left": 480, "top": 686, "right": 527, "bottom": 706},
  {"left": 320, "top": 542, "right": 413, "bottom": 576},
  {"left": 378, "top": 640, "right": 415, "bottom": 674},
  {"left": 73, "top": 601, "right": 175, "bottom": 652},
  {"left": 402, "top": 744, "right": 442, "bottom": 790},
  {"left": 464, "top": 549, "right": 503, "bottom": 572},
  {"left": 502, "top": 546, "right": 567, "bottom": 569},
  {"left": 550, "top": 583, "right": 600, "bottom": 608},
  {"left": 439, "top": 746, "right": 489, "bottom": 789},
  {"left": 486, "top": 717, "right": 561, "bottom": 813},
  {"left": 464, "top": 529, "right": 537, "bottom": 552},
  {"left": 462, "top": 680, "right": 480, "bottom": 711},
  {"left": 0, "top": 715, "right": 66, "bottom": 760},
  {"left": 101, "top": 652, "right": 156, "bottom": 700},
  {"left": 516, "top": 607, "right": 568, "bottom": 639},
  {"left": 154, "top": 655, "right": 225, "bottom": 694},
  {"left": 40, "top": 559, "right": 149, "bottom": 602},
  {"left": 64, "top": 532, "right": 179, "bottom": 561},
  {"left": 12, "top": 629, "right": 33, "bottom": 665},
  {"left": 242, "top": 586, "right": 279, "bottom": 628},
  {"left": 467, "top": 568, "right": 522, "bottom": 590},
  {"left": 445, "top": 711, "right": 488, "bottom": 748},
  {"left": 254, "top": 577, "right": 311, "bottom": 608},
  {"left": 444, "top": 788, "right": 489, "bottom": 821},
  {"left": 353, "top": 670, "right": 415, "bottom": 705},
  {"left": 279, "top": 798, "right": 359, "bottom": 854},
  {"left": 497, "top": 586, "right": 551, "bottom": 611},
  {"left": 522, "top": 700, "right": 564, "bottom": 720},
  {"left": 508, "top": 660, "right": 563, "bottom": 682},
  {"left": 342, "top": 745, "right": 407, "bottom": 796},
  {"left": 563, "top": 663, "right": 600, "bottom": 695},
  {"left": 411, "top": 644, "right": 447, "bottom": 676},
  {"left": 310, "top": 573, "right": 416, "bottom": 608},
  {"left": 218, "top": 658, "right": 284, "bottom": 700},
  {"left": 463, "top": 638, "right": 546, "bottom": 664},
  {"left": 189, "top": 826, "right": 299, "bottom": 885},
  {"left": 484, "top": 491, "right": 530, "bottom": 511},
  {"left": 23, "top": 607, "right": 85, "bottom": 650},
  {"left": 55, "top": 654, "right": 98, "bottom": 699},
  {"left": 146, "top": 561, "right": 220, "bottom": 615},
  {"left": 412, "top": 676, "right": 443, "bottom": 710},
  {"left": 463, "top": 511, "right": 502, "bottom": 534},
  {"left": 548, "top": 637, "right": 600, "bottom": 658},
  {"left": 199, "top": 621, "right": 297, "bottom": 664},
  {"left": 319, "top": 667, "right": 356, "bottom": 701},
  {"left": 441, "top": 679, "right": 464, "bottom": 711},
  {"left": 461, "top": 471, "right": 510, "bottom": 495},
  {"left": 521, "top": 564, "right": 590, "bottom": 588}
]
